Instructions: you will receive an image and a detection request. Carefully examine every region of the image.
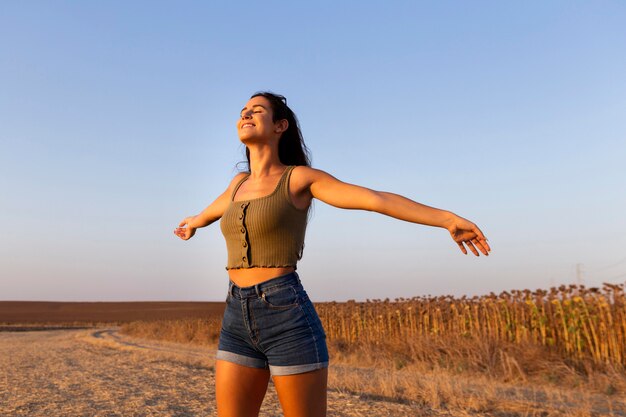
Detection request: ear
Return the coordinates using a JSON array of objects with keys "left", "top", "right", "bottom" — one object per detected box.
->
[{"left": 274, "top": 119, "right": 289, "bottom": 134}]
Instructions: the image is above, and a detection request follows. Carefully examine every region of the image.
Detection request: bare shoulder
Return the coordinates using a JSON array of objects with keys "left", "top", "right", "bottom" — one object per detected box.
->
[
  {"left": 230, "top": 171, "right": 249, "bottom": 183},
  {"left": 225, "top": 171, "right": 249, "bottom": 192},
  {"left": 290, "top": 166, "right": 335, "bottom": 184},
  {"left": 289, "top": 166, "right": 344, "bottom": 200}
]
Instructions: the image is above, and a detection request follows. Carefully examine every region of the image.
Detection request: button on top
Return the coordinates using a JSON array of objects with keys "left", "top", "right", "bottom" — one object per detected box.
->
[
  {"left": 241, "top": 203, "right": 246, "bottom": 209},
  {"left": 242, "top": 241, "right": 247, "bottom": 247}
]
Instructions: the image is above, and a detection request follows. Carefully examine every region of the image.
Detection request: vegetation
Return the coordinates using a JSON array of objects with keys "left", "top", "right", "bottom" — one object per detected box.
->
[
  {"left": 317, "top": 283, "right": 626, "bottom": 368},
  {"left": 116, "top": 283, "right": 626, "bottom": 415}
]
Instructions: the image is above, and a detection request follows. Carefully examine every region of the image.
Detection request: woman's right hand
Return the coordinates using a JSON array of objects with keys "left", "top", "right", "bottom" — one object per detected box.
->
[{"left": 174, "top": 217, "right": 197, "bottom": 240}]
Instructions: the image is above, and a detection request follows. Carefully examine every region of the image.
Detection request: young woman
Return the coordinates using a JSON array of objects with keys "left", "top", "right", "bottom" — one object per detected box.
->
[{"left": 174, "top": 92, "right": 490, "bottom": 417}]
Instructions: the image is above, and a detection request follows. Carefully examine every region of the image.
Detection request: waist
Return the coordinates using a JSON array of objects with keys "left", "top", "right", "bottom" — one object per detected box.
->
[
  {"left": 228, "top": 271, "right": 301, "bottom": 300},
  {"left": 228, "top": 266, "right": 296, "bottom": 287}
]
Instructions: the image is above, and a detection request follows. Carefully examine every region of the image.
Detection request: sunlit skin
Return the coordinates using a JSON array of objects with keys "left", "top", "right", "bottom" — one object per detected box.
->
[{"left": 174, "top": 95, "right": 491, "bottom": 417}]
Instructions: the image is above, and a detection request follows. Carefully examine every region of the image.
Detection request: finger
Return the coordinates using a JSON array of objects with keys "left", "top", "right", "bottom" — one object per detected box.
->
[
  {"left": 179, "top": 220, "right": 187, "bottom": 227},
  {"left": 457, "top": 241, "right": 468, "bottom": 255},
  {"left": 466, "top": 240, "right": 480, "bottom": 256},
  {"left": 475, "top": 235, "right": 491, "bottom": 252},
  {"left": 473, "top": 238, "right": 490, "bottom": 256}
]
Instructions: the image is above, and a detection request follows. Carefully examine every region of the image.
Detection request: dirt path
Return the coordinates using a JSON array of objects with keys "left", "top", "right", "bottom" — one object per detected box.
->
[{"left": 0, "top": 328, "right": 430, "bottom": 416}]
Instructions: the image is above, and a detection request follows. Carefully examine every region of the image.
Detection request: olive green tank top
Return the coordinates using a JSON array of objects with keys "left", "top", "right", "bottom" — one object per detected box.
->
[{"left": 219, "top": 166, "right": 308, "bottom": 270}]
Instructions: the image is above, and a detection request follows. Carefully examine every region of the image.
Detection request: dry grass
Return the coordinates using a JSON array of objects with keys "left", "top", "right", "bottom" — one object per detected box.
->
[
  {"left": 325, "top": 337, "right": 626, "bottom": 415},
  {"left": 316, "top": 283, "right": 626, "bottom": 368},
  {"left": 0, "top": 328, "right": 428, "bottom": 416},
  {"left": 116, "top": 283, "right": 626, "bottom": 416},
  {"left": 120, "top": 317, "right": 223, "bottom": 346},
  {"left": 315, "top": 282, "right": 626, "bottom": 414},
  {"left": 119, "top": 316, "right": 626, "bottom": 415}
]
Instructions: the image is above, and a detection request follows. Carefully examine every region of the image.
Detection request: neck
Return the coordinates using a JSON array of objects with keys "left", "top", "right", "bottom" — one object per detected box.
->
[{"left": 247, "top": 144, "right": 284, "bottom": 177}]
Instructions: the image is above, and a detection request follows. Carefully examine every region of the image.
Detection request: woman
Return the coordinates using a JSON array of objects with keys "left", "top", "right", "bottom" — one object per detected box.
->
[{"left": 174, "top": 92, "right": 490, "bottom": 417}]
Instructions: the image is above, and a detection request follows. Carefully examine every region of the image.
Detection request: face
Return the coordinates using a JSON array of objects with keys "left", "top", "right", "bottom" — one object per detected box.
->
[{"left": 237, "top": 96, "right": 286, "bottom": 143}]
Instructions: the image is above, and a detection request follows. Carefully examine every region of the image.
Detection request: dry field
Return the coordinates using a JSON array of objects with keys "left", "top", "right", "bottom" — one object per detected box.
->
[
  {"left": 0, "top": 301, "right": 224, "bottom": 324},
  {"left": 2, "top": 283, "right": 625, "bottom": 416},
  {"left": 119, "top": 319, "right": 626, "bottom": 416},
  {"left": 2, "top": 325, "right": 621, "bottom": 416},
  {"left": 316, "top": 283, "right": 626, "bottom": 367},
  {"left": 0, "top": 327, "right": 432, "bottom": 416},
  {"left": 115, "top": 283, "right": 626, "bottom": 416}
]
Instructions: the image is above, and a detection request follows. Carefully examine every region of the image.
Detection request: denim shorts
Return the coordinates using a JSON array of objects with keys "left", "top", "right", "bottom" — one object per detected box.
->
[{"left": 216, "top": 272, "right": 329, "bottom": 376}]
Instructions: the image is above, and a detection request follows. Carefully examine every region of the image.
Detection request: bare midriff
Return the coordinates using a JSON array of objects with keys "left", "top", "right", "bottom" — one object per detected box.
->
[{"left": 228, "top": 266, "right": 296, "bottom": 288}]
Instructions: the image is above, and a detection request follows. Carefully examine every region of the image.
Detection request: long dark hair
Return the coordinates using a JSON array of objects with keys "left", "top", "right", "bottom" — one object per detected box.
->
[{"left": 242, "top": 91, "right": 311, "bottom": 171}]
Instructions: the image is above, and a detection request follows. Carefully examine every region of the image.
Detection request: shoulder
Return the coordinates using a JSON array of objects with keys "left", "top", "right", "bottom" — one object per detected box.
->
[
  {"left": 231, "top": 171, "right": 250, "bottom": 182},
  {"left": 290, "top": 166, "right": 331, "bottom": 179},
  {"left": 225, "top": 171, "right": 249, "bottom": 191},
  {"left": 289, "top": 166, "right": 342, "bottom": 195},
  {"left": 291, "top": 166, "right": 338, "bottom": 184}
]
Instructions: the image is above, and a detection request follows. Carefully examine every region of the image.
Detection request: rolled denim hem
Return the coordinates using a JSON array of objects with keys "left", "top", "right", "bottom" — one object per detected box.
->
[
  {"left": 216, "top": 349, "right": 268, "bottom": 369},
  {"left": 270, "top": 361, "right": 329, "bottom": 376}
]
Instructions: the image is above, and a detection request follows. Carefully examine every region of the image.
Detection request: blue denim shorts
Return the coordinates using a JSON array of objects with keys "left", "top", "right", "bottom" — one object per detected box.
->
[{"left": 216, "top": 272, "right": 329, "bottom": 376}]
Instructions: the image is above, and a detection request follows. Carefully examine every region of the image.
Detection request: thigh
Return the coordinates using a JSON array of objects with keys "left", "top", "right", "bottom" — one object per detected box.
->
[
  {"left": 216, "top": 359, "right": 271, "bottom": 417},
  {"left": 256, "top": 284, "right": 329, "bottom": 374},
  {"left": 272, "top": 367, "right": 328, "bottom": 417}
]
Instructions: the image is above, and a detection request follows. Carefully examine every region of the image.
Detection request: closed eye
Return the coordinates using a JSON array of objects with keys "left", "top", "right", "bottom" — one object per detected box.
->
[
  {"left": 239, "top": 111, "right": 262, "bottom": 116},
  {"left": 240, "top": 104, "right": 267, "bottom": 117}
]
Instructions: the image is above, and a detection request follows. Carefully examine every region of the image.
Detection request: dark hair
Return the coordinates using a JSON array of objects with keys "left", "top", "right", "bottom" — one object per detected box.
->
[{"left": 242, "top": 91, "right": 311, "bottom": 171}]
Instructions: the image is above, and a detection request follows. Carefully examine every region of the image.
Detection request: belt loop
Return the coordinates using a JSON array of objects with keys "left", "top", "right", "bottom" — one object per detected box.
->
[
  {"left": 229, "top": 281, "right": 235, "bottom": 298},
  {"left": 254, "top": 284, "right": 262, "bottom": 298}
]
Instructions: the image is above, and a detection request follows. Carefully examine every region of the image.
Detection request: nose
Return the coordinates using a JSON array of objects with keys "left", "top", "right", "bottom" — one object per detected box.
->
[{"left": 241, "top": 110, "right": 252, "bottom": 119}]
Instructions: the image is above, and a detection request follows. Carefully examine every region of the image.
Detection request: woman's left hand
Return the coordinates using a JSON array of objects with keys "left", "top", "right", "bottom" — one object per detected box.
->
[{"left": 446, "top": 215, "right": 491, "bottom": 256}]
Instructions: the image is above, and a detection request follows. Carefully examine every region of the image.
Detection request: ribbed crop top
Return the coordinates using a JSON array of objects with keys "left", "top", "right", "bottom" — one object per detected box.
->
[{"left": 219, "top": 166, "right": 308, "bottom": 270}]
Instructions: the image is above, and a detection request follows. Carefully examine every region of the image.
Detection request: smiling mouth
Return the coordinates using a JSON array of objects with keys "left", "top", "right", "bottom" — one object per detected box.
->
[{"left": 241, "top": 123, "right": 255, "bottom": 128}]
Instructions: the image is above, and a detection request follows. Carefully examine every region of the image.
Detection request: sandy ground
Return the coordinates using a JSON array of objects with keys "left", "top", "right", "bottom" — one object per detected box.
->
[{"left": 0, "top": 327, "right": 433, "bottom": 416}]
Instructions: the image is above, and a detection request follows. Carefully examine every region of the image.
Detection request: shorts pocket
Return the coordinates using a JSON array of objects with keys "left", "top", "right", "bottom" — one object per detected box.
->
[{"left": 261, "top": 285, "right": 299, "bottom": 309}]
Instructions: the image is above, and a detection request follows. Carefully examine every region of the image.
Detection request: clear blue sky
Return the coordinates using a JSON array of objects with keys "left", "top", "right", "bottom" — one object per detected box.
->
[{"left": 1, "top": 2, "right": 625, "bottom": 302}]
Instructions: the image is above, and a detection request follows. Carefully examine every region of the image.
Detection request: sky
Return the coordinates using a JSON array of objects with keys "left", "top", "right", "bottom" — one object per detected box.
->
[{"left": 1, "top": 1, "right": 625, "bottom": 302}]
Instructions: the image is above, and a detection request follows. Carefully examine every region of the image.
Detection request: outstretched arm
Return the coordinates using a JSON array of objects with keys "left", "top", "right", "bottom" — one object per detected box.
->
[
  {"left": 173, "top": 172, "right": 248, "bottom": 241},
  {"left": 303, "top": 167, "right": 491, "bottom": 256}
]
